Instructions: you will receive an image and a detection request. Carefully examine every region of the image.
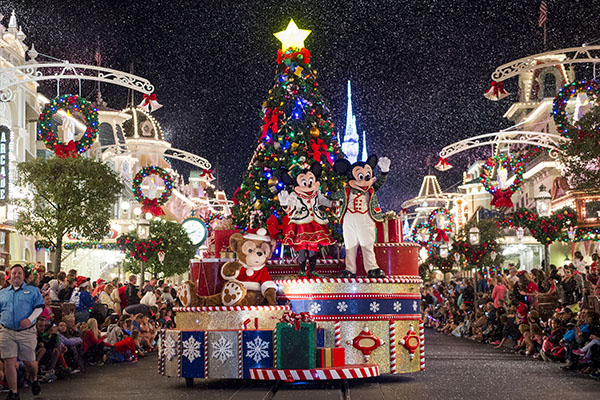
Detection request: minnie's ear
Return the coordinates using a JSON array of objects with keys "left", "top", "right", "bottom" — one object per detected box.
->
[
  {"left": 366, "top": 155, "right": 378, "bottom": 169},
  {"left": 310, "top": 162, "right": 322, "bottom": 178},
  {"left": 333, "top": 159, "right": 351, "bottom": 176},
  {"left": 280, "top": 169, "right": 294, "bottom": 185}
]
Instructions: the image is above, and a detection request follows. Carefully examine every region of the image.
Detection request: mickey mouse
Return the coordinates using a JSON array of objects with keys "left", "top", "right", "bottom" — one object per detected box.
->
[
  {"left": 278, "top": 162, "right": 335, "bottom": 278},
  {"left": 332, "top": 155, "right": 390, "bottom": 278}
]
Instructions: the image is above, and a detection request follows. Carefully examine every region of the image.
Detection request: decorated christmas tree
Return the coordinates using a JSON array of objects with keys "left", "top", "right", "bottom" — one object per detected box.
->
[{"left": 232, "top": 19, "right": 345, "bottom": 229}]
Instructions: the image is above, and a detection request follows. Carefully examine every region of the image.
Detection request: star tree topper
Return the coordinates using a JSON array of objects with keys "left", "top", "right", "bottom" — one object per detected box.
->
[{"left": 274, "top": 19, "right": 311, "bottom": 50}]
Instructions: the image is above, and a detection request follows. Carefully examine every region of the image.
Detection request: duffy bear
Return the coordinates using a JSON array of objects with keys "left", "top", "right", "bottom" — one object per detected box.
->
[{"left": 177, "top": 228, "right": 277, "bottom": 307}]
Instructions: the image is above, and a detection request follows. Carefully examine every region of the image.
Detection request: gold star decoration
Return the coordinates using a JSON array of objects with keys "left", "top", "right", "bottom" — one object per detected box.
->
[{"left": 274, "top": 19, "right": 311, "bottom": 51}]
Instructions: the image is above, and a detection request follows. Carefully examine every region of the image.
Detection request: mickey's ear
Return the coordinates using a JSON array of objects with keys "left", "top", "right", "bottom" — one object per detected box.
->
[
  {"left": 310, "top": 162, "right": 322, "bottom": 178},
  {"left": 333, "top": 159, "right": 351, "bottom": 176},
  {"left": 280, "top": 168, "right": 294, "bottom": 185},
  {"left": 366, "top": 155, "right": 378, "bottom": 169}
]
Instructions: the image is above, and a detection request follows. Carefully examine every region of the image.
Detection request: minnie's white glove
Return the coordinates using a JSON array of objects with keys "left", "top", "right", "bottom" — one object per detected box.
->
[
  {"left": 278, "top": 190, "right": 290, "bottom": 206},
  {"left": 378, "top": 157, "right": 391, "bottom": 173}
]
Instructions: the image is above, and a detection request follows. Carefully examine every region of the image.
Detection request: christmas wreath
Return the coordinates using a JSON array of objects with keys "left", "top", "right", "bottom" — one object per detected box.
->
[
  {"left": 116, "top": 233, "right": 166, "bottom": 262},
  {"left": 38, "top": 94, "right": 99, "bottom": 158},
  {"left": 553, "top": 79, "right": 600, "bottom": 142},
  {"left": 428, "top": 208, "right": 455, "bottom": 242},
  {"left": 132, "top": 166, "right": 173, "bottom": 216},
  {"left": 411, "top": 222, "right": 433, "bottom": 246},
  {"left": 480, "top": 154, "right": 524, "bottom": 208},
  {"left": 34, "top": 240, "right": 55, "bottom": 251}
]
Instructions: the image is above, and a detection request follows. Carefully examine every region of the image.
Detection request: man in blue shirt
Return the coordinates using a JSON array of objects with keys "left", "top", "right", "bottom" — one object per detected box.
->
[{"left": 0, "top": 264, "right": 45, "bottom": 399}]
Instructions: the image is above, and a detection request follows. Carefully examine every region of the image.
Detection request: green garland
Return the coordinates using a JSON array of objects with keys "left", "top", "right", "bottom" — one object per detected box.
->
[
  {"left": 35, "top": 240, "right": 55, "bottom": 251},
  {"left": 553, "top": 79, "right": 600, "bottom": 141},
  {"left": 496, "top": 207, "right": 577, "bottom": 244},
  {"left": 37, "top": 94, "right": 99, "bottom": 156}
]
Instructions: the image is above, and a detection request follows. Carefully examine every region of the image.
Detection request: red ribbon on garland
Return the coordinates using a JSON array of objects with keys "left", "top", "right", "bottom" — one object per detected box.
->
[
  {"left": 309, "top": 138, "right": 332, "bottom": 165},
  {"left": 266, "top": 215, "right": 289, "bottom": 240},
  {"left": 434, "top": 229, "right": 449, "bottom": 242},
  {"left": 490, "top": 189, "right": 514, "bottom": 208},
  {"left": 261, "top": 108, "right": 281, "bottom": 140},
  {"left": 142, "top": 198, "right": 165, "bottom": 217},
  {"left": 53, "top": 140, "right": 79, "bottom": 158}
]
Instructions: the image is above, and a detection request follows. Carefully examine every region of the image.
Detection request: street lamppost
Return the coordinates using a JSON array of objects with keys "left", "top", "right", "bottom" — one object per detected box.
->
[
  {"left": 469, "top": 226, "right": 480, "bottom": 304},
  {"left": 535, "top": 184, "right": 552, "bottom": 273},
  {"left": 137, "top": 215, "right": 150, "bottom": 284}
]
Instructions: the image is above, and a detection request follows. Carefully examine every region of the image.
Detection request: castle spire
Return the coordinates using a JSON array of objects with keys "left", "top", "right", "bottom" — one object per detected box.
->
[
  {"left": 8, "top": 10, "right": 17, "bottom": 33},
  {"left": 341, "top": 80, "right": 359, "bottom": 163},
  {"left": 361, "top": 130, "right": 368, "bottom": 161}
]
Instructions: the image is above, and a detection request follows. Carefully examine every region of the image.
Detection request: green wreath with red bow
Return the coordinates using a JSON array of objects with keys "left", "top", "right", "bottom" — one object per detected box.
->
[
  {"left": 428, "top": 208, "right": 455, "bottom": 242},
  {"left": 553, "top": 79, "right": 600, "bottom": 142},
  {"left": 38, "top": 94, "right": 99, "bottom": 158},
  {"left": 480, "top": 154, "right": 524, "bottom": 208},
  {"left": 132, "top": 166, "right": 173, "bottom": 216}
]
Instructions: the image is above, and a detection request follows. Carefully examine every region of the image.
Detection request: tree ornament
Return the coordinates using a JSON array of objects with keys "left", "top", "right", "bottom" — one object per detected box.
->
[
  {"left": 37, "top": 94, "right": 99, "bottom": 158},
  {"left": 253, "top": 200, "right": 261, "bottom": 210},
  {"left": 480, "top": 154, "right": 524, "bottom": 208},
  {"left": 132, "top": 166, "right": 173, "bottom": 216},
  {"left": 309, "top": 125, "right": 320, "bottom": 138}
]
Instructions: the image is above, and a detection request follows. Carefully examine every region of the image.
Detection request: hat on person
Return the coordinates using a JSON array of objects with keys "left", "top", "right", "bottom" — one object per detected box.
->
[
  {"left": 580, "top": 324, "right": 590, "bottom": 333},
  {"left": 517, "top": 303, "right": 528, "bottom": 317},
  {"left": 243, "top": 228, "right": 271, "bottom": 242},
  {"left": 79, "top": 280, "right": 90, "bottom": 289},
  {"left": 96, "top": 278, "right": 105, "bottom": 285}
]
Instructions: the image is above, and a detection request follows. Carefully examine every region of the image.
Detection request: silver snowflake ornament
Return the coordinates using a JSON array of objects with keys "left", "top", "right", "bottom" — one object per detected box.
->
[
  {"left": 182, "top": 335, "right": 202, "bottom": 363},
  {"left": 163, "top": 335, "right": 177, "bottom": 361},
  {"left": 393, "top": 301, "right": 402, "bottom": 312},
  {"left": 369, "top": 301, "right": 380, "bottom": 313},
  {"left": 310, "top": 302, "right": 321, "bottom": 314},
  {"left": 246, "top": 336, "right": 270, "bottom": 363},
  {"left": 212, "top": 335, "right": 234, "bottom": 363},
  {"left": 337, "top": 301, "right": 348, "bottom": 313},
  {"left": 413, "top": 301, "right": 419, "bottom": 311}
]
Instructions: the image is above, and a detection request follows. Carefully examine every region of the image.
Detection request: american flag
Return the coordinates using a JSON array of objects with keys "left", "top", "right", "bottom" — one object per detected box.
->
[{"left": 538, "top": 1, "right": 548, "bottom": 27}]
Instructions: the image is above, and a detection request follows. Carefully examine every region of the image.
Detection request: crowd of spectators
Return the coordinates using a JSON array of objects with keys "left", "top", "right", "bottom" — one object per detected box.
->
[
  {"left": 422, "top": 251, "right": 600, "bottom": 379},
  {"left": 0, "top": 262, "right": 178, "bottom": 394}
]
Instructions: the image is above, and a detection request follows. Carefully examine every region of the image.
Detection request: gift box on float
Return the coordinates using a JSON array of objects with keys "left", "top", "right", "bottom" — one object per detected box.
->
[
  {"left": 316, "top": 347, "right": 345, "bottom": 368},
  {"left": 276, "top": 322, "right": 317, "bottom": 369},
  {"left": 375, "top": 211, "right": 402, "bottom": 243},
  {"left": 214, "top": 229, "right": 238, "bottom": 258}
]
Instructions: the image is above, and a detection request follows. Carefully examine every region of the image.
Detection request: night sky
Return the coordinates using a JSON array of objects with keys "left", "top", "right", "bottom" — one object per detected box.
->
[{"left": 7, "top": 0, "right": 600, "bottom": 210}]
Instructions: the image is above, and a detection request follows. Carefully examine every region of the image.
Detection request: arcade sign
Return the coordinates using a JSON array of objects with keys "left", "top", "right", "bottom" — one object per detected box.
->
[{"left": 0, "top": 126, "right": 9, "bottom": 204}]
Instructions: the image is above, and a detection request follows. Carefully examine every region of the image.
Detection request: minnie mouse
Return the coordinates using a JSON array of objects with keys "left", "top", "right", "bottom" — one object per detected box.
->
[
  {"left": 332, "top": 155, "right": 390, "bottom": 278},
  {"left": 278, "top": 162, "right": 335, "bottom": 278}
]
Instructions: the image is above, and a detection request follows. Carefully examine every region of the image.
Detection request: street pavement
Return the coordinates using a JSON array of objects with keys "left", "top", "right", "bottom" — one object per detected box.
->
[{"left": 15, "top": 329, "right": 600, "bottom": 400}]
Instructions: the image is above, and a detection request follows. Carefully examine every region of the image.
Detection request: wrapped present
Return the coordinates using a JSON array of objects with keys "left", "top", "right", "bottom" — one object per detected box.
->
[
  {"left": 376, "top": 212, "right": 401, "bottom": 243},
  {"left": 214, "top": 229, "right": 238, "bottom": 256},
  {"left": 276, "top": 322, "right": 317, "bottom": 369},
  {"left": 219, "top": 250, "right": 236, "bottom": 259},
  {"left": 316, "top": 347, "right": 345, "bottom": 368}
]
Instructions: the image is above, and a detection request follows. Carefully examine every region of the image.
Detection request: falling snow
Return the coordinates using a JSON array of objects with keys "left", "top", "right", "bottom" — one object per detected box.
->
[{"left": 12, "top": 1, "right": 600, "bottom": 208}]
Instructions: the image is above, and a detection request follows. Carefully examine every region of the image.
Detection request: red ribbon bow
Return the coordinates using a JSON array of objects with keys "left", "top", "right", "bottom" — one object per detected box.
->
[
  {"left": 490, "top": 189, "right": 514, "bottom": 208},
  {"left": 279, "top": 311, "right": 314, "bottom": 330},
  {"left": 309, "top": 138, "right": 332, "bottom": 165},
  {"left": 434, "top": 229, "right": 449, "bottom": 242},
  {"left": 261, "top": 108, "right": 280, "bottom": 140},
  {"left": 53, "top": 140, "right": 79, "bottom": 158},
  {"left": 141, "top": 198, "right": 165, "bottom": 217},
  {"left": 266, "top": 215, "right": 289, "bottom": 240},
  {"left": 140, "top": 93, "right": 157, "bottom": 107}
]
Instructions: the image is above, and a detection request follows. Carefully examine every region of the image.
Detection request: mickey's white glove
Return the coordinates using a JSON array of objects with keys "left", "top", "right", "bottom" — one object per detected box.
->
[
  {"left": 378, "top": 157, "right": 391, "bottom": 173},
  {"left": 278, "top": 190, "right": 290, "bottom": 206}
]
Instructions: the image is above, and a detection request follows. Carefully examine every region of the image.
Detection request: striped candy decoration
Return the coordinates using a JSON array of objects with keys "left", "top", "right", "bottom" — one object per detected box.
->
[
  {"left": 173, "top": 305, "right": 291, "bottom": 313},
  {"left": 204, "top": 331, "right": 209, "bottom": 378},
  {"left": 177, "top": 331, "right": 182, "bottom": 377},
  {"left": 419, "top": 320, "right": 425, "bottom": 371},
  {"left": 373, "top": 243, "right": 420, "bottom": 247},
  {"left": 158, "top": 329, "right": 165, "bottom": 376},
  {"left": 249, "top": 365, "right": 380, "bottom": 381},
  {"left": 267, "top": 259, "right": 343, "bottom": 265},
  {"left": 238, "top": 330, "right": 243, "bottom": 379},
  {"left": 272, "top": 331, "right": 277, "bottom": 368},
  {"left": 389, "top": 321, "right": 397, "bottom": 374},
  {"left": 274, "top": 276, "right": 423, "bottom": 285},
  {"left": 334, "top": 321, "right": 341, "bottom": 347}
]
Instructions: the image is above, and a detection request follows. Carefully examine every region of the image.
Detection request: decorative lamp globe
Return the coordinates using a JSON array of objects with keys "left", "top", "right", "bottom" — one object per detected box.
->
[
  {"left": 516, "top": 226, "right": 525, "bottom": 241},
  {"left": 133, "top": 207, "right": 142, "bottom": 216},
  {"left": 468, "top": 227, "right": 480, "bottom": 245},
  {"left": 439, "top": 243, "right": 449, "bottom": 258},
  {"left": 567, "top": 225, "right": 577, "bottom": 241},
  {"left": 490, "top": 250, "right": 498, "bottom": 261},
  {"left": 454, "top": 252, "right": 461, "bottom": 263},
  {"left": 535, "top": 184, "right": 552, "bottom": 217},
  {"left": 137, "top": 218, "right": 150, "bottom": 240}
]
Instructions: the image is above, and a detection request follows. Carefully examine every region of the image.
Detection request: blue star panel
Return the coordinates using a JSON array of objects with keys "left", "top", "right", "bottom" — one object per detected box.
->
[
  {"left": 181, "top": 331, "right": 205, "bottom": 378},
  {"left": 242, "top": 330, "right": 273, "bottom": 378}
]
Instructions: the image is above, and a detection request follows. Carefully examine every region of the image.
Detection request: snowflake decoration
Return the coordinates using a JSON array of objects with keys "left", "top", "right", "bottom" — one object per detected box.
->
[
  {"left": 337, "top": 301, "right": 348, "bottom": 313},
  {"left": 182, "top": 335, "right": 202, "bottom": 363},
  {"left": 212, "top": 335, "right": 234, "bottom": 363},
  {"left": 246, "top": 336, "right": 270, "bottom": 363},
  {"left": 163, "top": 335, "right": 177, "bottom": 361},
  {"left": 369, "top": 301, "right": 380, "bottom": 313},
  {"left": 310, "top": 302, "right": 321, "bottom": 314},
  {"left": 413, "top": 301, "right": 419, "bottom": 311},
  {"left": 393, "top": 301, "right": 402, "bottom": 312}
]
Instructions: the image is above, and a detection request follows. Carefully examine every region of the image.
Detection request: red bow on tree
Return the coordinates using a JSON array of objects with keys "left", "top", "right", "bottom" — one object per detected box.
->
[
  {"left": 266, "top": 215, "right": 289, "bottom": 240},
  {"left": 309, "top": 138, "right": 332, "bottom": 165},
  {"left": 261, "top": 108, "right": 281, "bottom": 140},
  {"left": 491, "top": 189, "right": 514, "bottom": 208},
  {"left": 54, "top": 140, "right": 79, "bottom": 158},
  {"left": 142, "top": 198, "right": 165, "bottom": 217}
]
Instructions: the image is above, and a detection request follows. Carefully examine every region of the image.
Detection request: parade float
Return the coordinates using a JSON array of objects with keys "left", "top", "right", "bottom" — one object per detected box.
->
[{"left": 158, "top": 19, "right": 424, "bottom": 385}]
